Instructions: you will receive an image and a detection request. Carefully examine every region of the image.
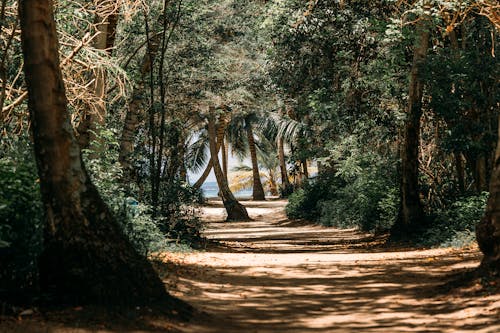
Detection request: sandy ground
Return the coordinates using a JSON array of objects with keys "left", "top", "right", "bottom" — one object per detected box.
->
[
  {"left": 1, "top": 199, "right": 499, "bottom": 332},
  {"left": 163, "top": 199, "right": 500, "bottom": 333}
]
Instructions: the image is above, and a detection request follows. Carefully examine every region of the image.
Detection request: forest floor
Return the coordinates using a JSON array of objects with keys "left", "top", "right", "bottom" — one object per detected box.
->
[{"left": 1, "top": 199, "right": 499, "bottom": 332}]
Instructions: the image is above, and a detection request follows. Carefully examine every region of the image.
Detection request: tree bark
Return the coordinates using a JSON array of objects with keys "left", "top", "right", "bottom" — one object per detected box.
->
[
  {"left": 268, "top": 169, "right": 279, "bottom": 196},
  {"left": 392, "top": 19, "right": 429, "bottom": 236},
  {"left": 119, "top": 16, "right": 162, "bottom": 173},
  {"left": 207, "top": 109, "right": 249, "bottom": 221},
  {"left": 455, "top": 152, "right": 465, "bottom": 193},
  {"left": 222, "top": 136, "right": 229, "bottom": 182},
  {"left": 278, "top": 137, "right": 290, "bottom": 187},
  {"left": 19, "top": 0, "right": 170, "bottom": 305},
  {"left": 193, "top": 117, "right": 226, "bottom": 189},
  {"left": 77, "top": 0, "right": 121, "bottom": 149},
  {"left": 247, "top": 124, "right": 266, "bottom": 200},
  {"left": 477, "top": 115, "right": 500, "bottom": 272}
]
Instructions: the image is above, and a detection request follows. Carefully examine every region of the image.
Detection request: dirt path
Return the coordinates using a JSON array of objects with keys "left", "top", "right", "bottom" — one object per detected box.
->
[{"left": 164, "top": 199, "right": 500, "bottom": 333}]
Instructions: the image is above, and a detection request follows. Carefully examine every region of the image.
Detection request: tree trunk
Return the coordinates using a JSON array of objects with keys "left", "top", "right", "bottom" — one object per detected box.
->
[
  {"left": 193, "top": 117, "right": 227, "bottom": 189},
  {"left": 222, "top": 136, "right": 229, "bottom": 182},
  {"left": 247, "top": 124, "right": 266, "bottom": 200},
  {"left": 119, "top": 16, "right": 162, "bottom": 173},
  {"left": 278, "top": 137, "right": 290, "bottom": 187},
  {"left": 392, "top": 19, "right": 429, "bottom": 236},
  {"left": 476, "top": 156, "right": 488, "bottom": 192},
  {"left": 77, "top": 1, "right": 121, "bottom": 149},
  {"left": 302, "top": 159, "right": 309, "bottom": 179},
  {"left": 268, "top": 169, "right": 279, "bottom": 196},
  {"left": 477, "top": 115, "right": 500, "bottom": 272},
  {"left": 207, "top": 109, "right": 249, "bottom": 221},
  {"left": 455, "top": 152, "right": 465, "bottom": 193},
  {"left": 19, "top": 0, "right": 170, "bottom": 305}
]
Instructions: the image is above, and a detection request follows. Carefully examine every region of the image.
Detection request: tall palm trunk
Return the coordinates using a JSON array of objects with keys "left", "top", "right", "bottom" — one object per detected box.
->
[
  {"left": 19, "top": 0, "right": 169, "bottom": 304},
  {"left": 247, "top": 124, "right": 265, "bottom": 200},
  {"left": 208, "top": 109, "right": 249, "bottom": 221},
  {"left": 392, "top": 18, "right": 429, "bottom": 237},
  {"left": 477, "top": 115, "right": 500, "bottom": 271}
]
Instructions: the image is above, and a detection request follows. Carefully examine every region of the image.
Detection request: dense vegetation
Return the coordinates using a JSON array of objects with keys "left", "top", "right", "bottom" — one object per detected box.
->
[{"left": 0, "top": 0, "right": 498, "bottom": 308}]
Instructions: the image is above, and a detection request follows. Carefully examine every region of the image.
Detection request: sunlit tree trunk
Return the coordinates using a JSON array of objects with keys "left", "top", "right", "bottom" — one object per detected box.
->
[
  {"left": 193, "top": 116, "right": 226, "bottom": 189},
  {"left": 19, "top": 0, "right": 168, "bottom": 304},
  {"left": 247, "top": 124, "right": 266, "bottom": 200},
  {"left": 477, "top": 115, "right": 500, "bottom": 271},
  {"left": 392, "top": 19, "right": 429, "bottom": 236},
  {"left": 278, "top": 137, "right": 290, "bottom": 188},
  {"left": 268, "top": 168, "right": 279, "bottom": 196},
  {"left": 208, "top": 108, "right": 249, "bottom": 221},
  {"left": 222, "top": 136, "right": 229, "bottom": 182}
]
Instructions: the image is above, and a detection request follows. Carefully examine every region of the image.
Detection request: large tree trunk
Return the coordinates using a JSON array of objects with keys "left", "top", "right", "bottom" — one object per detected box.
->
[
  {"left": 19, "top": 0, "right": 170, "bottom": 305},
  {"left": 477, "top": 117, "right": 500, "bottom": 272},
  {"left": 392, "top": 20, "right": 429, "bottom": 237},
  {"left": 207, "top": 109, "right": 249, "bottom": 221},
  {"left": 247, "top": 124, "right": 266, "bottom": 200}
]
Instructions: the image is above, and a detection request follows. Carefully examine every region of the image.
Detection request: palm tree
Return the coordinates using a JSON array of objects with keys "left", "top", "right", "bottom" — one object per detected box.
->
[
  {"left": 226, "top": 111, "right": 266, "bottom": 200},
  {"left": 207, "top": 107, "right": 249, "bottom": 221}
]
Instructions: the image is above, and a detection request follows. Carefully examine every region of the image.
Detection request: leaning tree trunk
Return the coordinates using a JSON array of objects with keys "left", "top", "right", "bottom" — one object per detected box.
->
[
  {"left": 247, "top": 124, "right": 266, "bottom": 200},
  {"left": 477, "top": 115, "right": 500, "bottom": 272},
  {"left": 392, "top": 19, "right": 429, "bottom": 237},
  {"left": 207, "top": 109, "right": 249, "bottom": 221},
  {"left": 19, "top": 0, "right": 170, "bottom": 305},
  {"left": 193, "top": 115, "right": 227, "bottom": 189}
]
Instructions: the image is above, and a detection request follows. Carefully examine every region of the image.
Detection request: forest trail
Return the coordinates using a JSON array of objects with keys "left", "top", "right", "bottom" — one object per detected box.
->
[{"left": 163, "top": 199, "right": 500, "bottom": 333}]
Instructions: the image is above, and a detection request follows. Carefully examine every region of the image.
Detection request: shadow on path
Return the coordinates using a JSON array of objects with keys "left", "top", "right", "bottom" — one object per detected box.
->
[{"left": 164, "top": 199, "right": 499, "bottom": 333}]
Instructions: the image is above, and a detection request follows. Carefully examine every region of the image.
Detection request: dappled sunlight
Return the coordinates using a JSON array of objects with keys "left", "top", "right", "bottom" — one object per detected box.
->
[{"left": 158, "top": 200, "right": 500, "bottom": 333}]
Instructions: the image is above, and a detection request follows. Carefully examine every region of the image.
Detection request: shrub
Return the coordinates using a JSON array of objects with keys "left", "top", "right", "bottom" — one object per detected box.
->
[
  {"left": 420, "top": 192, "right": 488, "bottom": 247},
  {"left": 0, "top": 156, "right": 43, "bottom": 295},
  {"left": 318, "top": 166, "right": 398, "bottom": 232},
  {"left": 285, "top": 148, "right": 399, "bottom": 233},
  {"left": 285, "top": 174, "right": 342, "bottom": 220}
]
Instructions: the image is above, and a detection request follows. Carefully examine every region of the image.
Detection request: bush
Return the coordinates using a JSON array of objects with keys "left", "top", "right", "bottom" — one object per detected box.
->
[
  {"left": 285, "top": 174, "right": 342, "bottom": 220},
  {"left": 157, "top": 180, "right": 205, "bottom": 248},
  {"left": 318, "top": 166, "right": 398, "bottom": 232},
  {"left": 84, "top": 128, "right": 204, "bottom": 252},
  {"left": 0, "top": 156, "right": 43, "bottom": 295},
  {"left": 419, "top": 192, "right": 488, "bottom": 248},
  {"left": 285, "top": 150, "right": 399, "bottom": 233}
]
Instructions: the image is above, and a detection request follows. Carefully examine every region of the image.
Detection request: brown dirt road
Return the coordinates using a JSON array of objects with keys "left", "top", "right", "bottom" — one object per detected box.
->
[
  {"left": 1, "top": 199, "right": 498, "bottom": 332},
  {"left": 164, "top": 199, "right": 500, "bottom": 333}
]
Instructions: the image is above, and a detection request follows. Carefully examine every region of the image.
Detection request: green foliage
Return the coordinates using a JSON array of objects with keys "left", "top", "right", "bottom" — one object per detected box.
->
[
  {"left": 84, "top": 128, "right": 204, "bottom": 254},
  {"left": 156, "top": 180, "right": 205, "bottom": 248},
  {"left": 286, "top": 140, "right": 399, "bottom": 233},
  {"left": 286, "top": 173, "right": 342, "bottom": 220},
  {"left": 419, "top": 193, "right": 488, "bottom": 248},
  {"left": 0, "top": 151, "right": 43, "bottom": 293}
]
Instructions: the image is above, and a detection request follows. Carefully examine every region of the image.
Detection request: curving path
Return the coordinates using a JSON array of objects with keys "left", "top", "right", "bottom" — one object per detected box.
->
[{"left": 163, "top": 199, "right": 500, "bottom": 333}]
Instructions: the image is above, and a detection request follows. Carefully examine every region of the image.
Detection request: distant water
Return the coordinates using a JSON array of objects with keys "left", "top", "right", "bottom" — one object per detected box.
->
[{"left": 201, "top": 181, "right": 253, "bottom": 198}]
